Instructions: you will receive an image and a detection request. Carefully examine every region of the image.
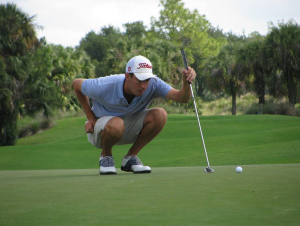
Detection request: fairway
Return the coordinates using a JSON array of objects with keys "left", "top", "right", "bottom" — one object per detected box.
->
[
  {"left": 0, "top": 114, "right": 300, "bottom": 225},
  {"left": 1, "top": 164, "right": 299, "bottom": 226},
  {"left": 1, "top": 115, "right": 300, "bottom": 170}
]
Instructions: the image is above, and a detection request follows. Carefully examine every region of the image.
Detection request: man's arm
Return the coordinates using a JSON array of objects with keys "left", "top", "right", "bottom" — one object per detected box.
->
[
  {"left": 165, "top": 66, "right": 196, "bottom": 103},
  {"left": 73, "top": 79, "right": 97, "bottom": 133}
]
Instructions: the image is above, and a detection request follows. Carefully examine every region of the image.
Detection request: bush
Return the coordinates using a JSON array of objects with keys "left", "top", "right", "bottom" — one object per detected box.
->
[
  {"left": 18, "top": 117, "right": 53, "bottom": 138},
  {"left": 245, "top": 97, "right": 300, "bottom": 116},
  {"left": 200, "top": 93, "right": 300, "bottom": 116}
]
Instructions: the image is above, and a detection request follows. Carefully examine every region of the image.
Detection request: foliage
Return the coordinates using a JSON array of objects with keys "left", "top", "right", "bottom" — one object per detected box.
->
[
  {"left": 150, "top": 0, "right": 226, "bottom": 92},
  {"left": 79, "top": 26, "right": 122, "bottom": 76},
  {"left": 0, "top": 3, "right": 39, "bottom": 145},
  {"left": 48, "top": 45, "right": 95, "bottom": 112},
  {"left": 21, "top": 40, "right": 59, "bottom": 117},
  {"left": 240, "top": 33, "right": 267, "bottom": 104},
  {"left": 207, "top": 20, "right": 300, "bottom": 114},
  {"left": 264, "top": 19, "right": 300, "bottom": 107},
  {"left": 0, "top": 3, "right": 95, "bottom": 146},
  {"left": 207, "top": 33, "right": 249, "bottom": 115},
  {"left": 200, "top": 93, "right": 300, "bottom": 116}
]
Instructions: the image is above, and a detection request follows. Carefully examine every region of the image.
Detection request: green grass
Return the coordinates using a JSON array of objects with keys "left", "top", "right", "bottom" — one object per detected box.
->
[
  {"left": 1, "top": 114, "right": 300, "bottom": 225},
  {"left": 1, "top": 115, "right": 299, "bottom": 170},
  {"left": 1, "top": 165, "right": 299, "bottom": 226}
]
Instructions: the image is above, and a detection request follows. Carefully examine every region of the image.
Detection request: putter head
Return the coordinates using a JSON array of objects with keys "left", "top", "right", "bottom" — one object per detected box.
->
[{"left": 204, "top": 167, "right": 214, "bottom": 173}]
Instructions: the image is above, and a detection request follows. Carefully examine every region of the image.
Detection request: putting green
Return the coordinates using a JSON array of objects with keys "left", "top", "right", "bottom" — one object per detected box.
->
[{"left": 1, "top": 164, "right": 299, "bottom": 226}]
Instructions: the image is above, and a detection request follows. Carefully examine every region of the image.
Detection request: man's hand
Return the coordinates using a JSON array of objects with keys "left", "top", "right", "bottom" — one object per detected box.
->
[
  {"left": 182, "top": 66, "right": 196, "bottom": 84},
  {"left": 165, "top": 66, "right": 197, "bottom": 103},
  {"left": 85, "top": 118, "right": 97, "bottom": 133},
  {"left": 73, "top": 78, "right": 98, "bottom": 133}
]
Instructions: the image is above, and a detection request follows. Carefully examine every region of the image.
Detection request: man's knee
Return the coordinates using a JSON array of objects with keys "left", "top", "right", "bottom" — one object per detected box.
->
[
  {"left": 148, "top": 108, "right": 168, "bottom": 126},
  {"left": 101, "top": 117, "right": 125, "bottom": 139}
]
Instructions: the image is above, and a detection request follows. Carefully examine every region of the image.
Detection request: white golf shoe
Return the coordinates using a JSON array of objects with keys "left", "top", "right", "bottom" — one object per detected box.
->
[
  {"left": 121, "top": 156, "right": 151, "bottom": 174},
  {"left": 99, "top": 156, "right": 117, "bottom": 175}
]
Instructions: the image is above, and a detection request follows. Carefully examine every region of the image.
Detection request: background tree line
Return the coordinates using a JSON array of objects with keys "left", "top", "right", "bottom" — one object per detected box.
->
[{"left": 1, "top": 0, "right": 300, "bottom": 146}]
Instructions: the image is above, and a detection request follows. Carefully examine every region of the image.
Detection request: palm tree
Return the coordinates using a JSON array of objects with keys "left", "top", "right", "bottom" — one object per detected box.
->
[
  {"left": 0, "top": 3, "right": 40, "bottom": 145},
  {"left": 265, "top": 20, "right": 300, "bottom": 107},
  {"left": 242, "top": 34, "right": 267, "bottom": 105},
  {"left": 207, "top": 33, "right": 250, "bottom": 115}
]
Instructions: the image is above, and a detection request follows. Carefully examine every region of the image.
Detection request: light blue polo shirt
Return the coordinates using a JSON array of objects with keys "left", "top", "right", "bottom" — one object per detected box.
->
[{"left": 81, "top": 74, "right": 172, "bottom": 118}]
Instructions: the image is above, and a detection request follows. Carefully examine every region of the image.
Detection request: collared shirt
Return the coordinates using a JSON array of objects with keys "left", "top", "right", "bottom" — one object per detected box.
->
[{"left": 81, "top": 74, "right": 172, "bottom": 118}]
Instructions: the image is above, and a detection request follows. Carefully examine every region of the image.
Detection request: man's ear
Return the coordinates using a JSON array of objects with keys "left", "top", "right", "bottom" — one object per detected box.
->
[{"left": 125, "top": 73, "right": 130, "bottom": 80}]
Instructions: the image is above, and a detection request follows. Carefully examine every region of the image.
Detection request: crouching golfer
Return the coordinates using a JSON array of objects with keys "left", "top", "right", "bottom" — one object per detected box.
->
[{"left": 73, "top": 55, "right": 196, "bottom": 175}]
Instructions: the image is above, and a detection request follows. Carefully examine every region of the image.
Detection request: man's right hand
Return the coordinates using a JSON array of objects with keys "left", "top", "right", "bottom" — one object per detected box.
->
[
  {"left": 73, "top": 79, "right": 98, "bottom": 133},
  {"left": 85, "top": 118, "right": 97, "bottom": 133}
]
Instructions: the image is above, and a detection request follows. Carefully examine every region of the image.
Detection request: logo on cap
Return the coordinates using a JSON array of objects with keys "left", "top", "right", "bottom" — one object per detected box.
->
[
  {"left": 128, "top": 67, "right": 131, "bottom": 72},
  {"left": 137, "top": 63, "right": 152, "bottom": 69}
]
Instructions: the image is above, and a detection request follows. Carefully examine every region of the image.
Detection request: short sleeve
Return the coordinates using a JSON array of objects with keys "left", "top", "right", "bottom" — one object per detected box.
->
[{"left": 154, "top": 77, "right": 172, "bottom": 98}]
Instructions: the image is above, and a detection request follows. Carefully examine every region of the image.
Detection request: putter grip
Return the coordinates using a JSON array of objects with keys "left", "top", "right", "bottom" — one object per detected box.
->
[
  {"left": 181, "top": 49, "right": 188, "bottom": 70},
  {"left": 181, "top": 49, "right": 191, "bottom": 84}
]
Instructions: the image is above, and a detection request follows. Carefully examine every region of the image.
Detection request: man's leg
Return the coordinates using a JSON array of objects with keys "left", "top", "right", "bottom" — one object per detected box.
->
[
  {"left": 121, "top": 108, "right": 167, "bottom": 173},
  {"left": 126, "top": 108, "right": 167, "bottom": 156},
  {"left": 100, "top": 117, "right": 125, "bottom": 157},
  {"left": 97, "top": 117, "right": 124, "bottom": 175}
]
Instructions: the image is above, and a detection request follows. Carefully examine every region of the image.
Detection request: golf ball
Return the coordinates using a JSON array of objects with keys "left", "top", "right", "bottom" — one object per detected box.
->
[{"left": 236, "top": 166, "right": 243, "bottom": 173}]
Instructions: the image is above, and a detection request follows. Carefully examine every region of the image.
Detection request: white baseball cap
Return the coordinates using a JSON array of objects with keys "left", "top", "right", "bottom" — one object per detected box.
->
[{"left": 126, "top": 55, "right": 156, "bottom": 81}]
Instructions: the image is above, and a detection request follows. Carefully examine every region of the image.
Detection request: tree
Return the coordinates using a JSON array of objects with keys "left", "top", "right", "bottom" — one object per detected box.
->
[
  {"left": 21, "top": 39, "right": 61, "bottom": 117},
  {"left": 79, "top": 26, "right": 122, "bottom": 77},
  {"left": 48, "top": 45, "right": 95, "bottom": 112},
  {"left": 265, "top": 20, "right": 300, "bottom": 107},
  {"left": 123, "top": 21, "right": 147, "bottom": 49},
  {"left": 241, "top": 33, "right": 267, "bottom": 104},
  {"left": 151, "top": 0, "right": 191, "bottom": 42},
  {"left": 150, "top": 0, "right": 226, "bottom": 96},
  {"left": 0, "top": 3, "right": 39, "bottom": 145},
  {"left": 207, "top": 33, "right": 249, "bottom": 115}
]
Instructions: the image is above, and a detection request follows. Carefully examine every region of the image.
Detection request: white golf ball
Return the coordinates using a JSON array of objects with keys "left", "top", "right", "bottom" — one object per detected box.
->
[{"left": 236, "top": 166, "right": 243, "bottom": 173}]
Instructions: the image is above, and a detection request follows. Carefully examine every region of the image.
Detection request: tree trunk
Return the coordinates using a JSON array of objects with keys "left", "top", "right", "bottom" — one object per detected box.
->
[
  {"left": 257, "top": 70, "right": 265, "bottom": 105},
  {"left": 0, "top": 105, "right": 18, "bottom": 146},
  {"left": 195, "top": 76, "right": 205, "bottom": 98},
  {"left": 231, "top": 85, "right": 237, "bottom": 115},
  {"left": 253, "top": 67, "right": 265, "bottom": 104},
  {"left": 286, "top": 70, "right": 296, "bottom": 108},
  {"left": 258, "top": 82, "right": 265, "bottom": 104}
]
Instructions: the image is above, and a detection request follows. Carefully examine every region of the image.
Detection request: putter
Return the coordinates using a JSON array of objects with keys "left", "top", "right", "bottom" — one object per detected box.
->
[{"left": 181, "top": 49, "right": 214, "bottom": 173}]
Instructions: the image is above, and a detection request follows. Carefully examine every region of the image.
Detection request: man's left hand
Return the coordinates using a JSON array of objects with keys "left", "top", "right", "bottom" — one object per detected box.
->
[{"left": 182, "top": 66, "right": 197, "bottom": 84}]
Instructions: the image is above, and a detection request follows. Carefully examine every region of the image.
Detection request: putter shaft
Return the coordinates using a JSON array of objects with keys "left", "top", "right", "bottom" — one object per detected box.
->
[
  {"left": 189, "top": 83, "right": 211, "bottom": 168},
  {"left": 181, "top": 49, "right": 213, "bottom": 172}
]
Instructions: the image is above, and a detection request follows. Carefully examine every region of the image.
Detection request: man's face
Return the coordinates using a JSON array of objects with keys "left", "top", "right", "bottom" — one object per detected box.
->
[{"left": 126, "top": 74, "right": 150, "bottom": 96}]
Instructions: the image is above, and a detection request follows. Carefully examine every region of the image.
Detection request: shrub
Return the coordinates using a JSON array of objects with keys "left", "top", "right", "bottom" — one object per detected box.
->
[{"left": 18, "top": 117, "right": 53, "bottom": 138}]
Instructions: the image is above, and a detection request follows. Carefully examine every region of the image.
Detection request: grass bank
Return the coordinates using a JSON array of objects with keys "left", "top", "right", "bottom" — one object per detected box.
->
[{"left": 1, "top": 114, "right": 300, "bottom": 170}]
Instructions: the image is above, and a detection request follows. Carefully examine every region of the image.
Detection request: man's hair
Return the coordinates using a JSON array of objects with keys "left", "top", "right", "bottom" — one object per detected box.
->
[{"left": 129, "top": 73, "right": 134, "bottom": 77}]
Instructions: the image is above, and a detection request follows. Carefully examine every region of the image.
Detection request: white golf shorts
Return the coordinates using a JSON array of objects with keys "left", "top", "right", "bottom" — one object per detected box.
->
[{"left": 87, "top": 109, "right": 150, "bottom": 149}]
